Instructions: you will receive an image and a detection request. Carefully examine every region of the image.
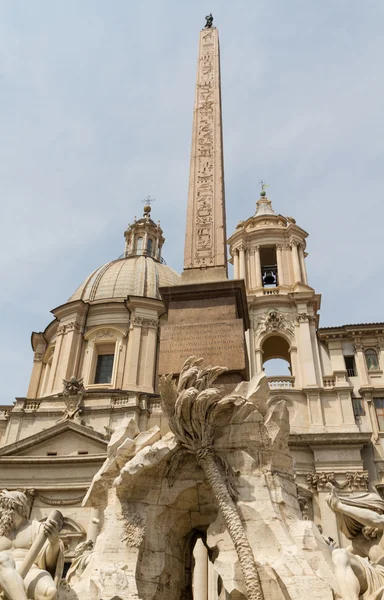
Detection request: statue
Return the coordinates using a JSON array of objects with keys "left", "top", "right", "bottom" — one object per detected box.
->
[
  {"left": 0, "top": 490, "right": 64, "bottom": 600},
  {"left": 326, "top": 482, "right": 384, "bottom": 600},
  {"left": 57, "top": 376, "right": 85, "bottom": 424},
  {"left": 205, "top": 13, "right": 213, "bottom": 28},
  {"left": 66, "top": 539, "right": 93, "bottom": 584}
]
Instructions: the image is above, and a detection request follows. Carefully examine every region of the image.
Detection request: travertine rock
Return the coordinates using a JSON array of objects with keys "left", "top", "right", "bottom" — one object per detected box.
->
[{"left": 68, "top": 368, "right": 337, "bottom": 600}]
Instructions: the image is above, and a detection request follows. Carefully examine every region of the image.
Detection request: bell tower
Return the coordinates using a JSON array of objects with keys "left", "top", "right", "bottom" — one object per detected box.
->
[{"left": 228, "top": 186, "right": 322, "bottom": 389}]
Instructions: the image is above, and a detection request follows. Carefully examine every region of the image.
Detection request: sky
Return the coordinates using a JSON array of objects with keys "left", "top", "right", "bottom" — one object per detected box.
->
[{"left": 1, "top": 0, "right": 384, "bottom": 404}]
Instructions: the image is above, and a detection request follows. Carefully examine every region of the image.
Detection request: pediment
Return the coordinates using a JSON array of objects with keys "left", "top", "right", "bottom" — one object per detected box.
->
[{"left": 0, "top": 421, "right": 108, "bottom": 457}]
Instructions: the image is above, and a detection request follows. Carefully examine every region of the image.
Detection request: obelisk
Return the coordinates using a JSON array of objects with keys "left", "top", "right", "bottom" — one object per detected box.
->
[
  {"left": 159, "top": 17, "right": 249, "bottom": 382},
  {"left": 181, "top": 22, "right": 227, "bottom": 283}
]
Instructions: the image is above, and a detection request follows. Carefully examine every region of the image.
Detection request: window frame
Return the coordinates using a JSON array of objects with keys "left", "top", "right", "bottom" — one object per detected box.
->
[
  {"left": 365, "top": 348, "right": 380, "bottom": 372},
  {"left": 374, "top": 398, "right": 384, "bottom": 431},
  {"left": 82, "top": 327, "right": 125, "bottom": 389}
]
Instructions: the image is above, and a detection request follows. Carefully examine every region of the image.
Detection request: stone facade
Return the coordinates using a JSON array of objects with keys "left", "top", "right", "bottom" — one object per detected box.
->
[{"left": 1, "top": 22, "right": 383, "bottom": 600}]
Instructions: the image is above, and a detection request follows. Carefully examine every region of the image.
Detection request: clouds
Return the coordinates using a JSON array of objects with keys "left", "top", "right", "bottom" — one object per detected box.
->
[{"left": 0, "top": 0, "right": 383, "bottom": 404}]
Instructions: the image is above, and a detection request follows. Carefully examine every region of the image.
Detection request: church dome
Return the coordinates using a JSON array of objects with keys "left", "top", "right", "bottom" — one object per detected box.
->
[{"left": 68, "top": 255, "right": 180, "bottom": 303}]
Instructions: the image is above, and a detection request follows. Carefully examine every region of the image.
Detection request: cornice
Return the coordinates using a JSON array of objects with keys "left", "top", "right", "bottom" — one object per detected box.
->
[
  {"left": 289, "top": 432, "right": 371, "bottom": 447},
  {"left": 0, "top": 454, "right": 107, "bottom": 464}
]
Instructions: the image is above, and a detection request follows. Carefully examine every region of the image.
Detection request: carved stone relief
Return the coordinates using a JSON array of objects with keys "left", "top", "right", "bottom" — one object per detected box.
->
[
  {"left": 306, "top": 471, "right": 369, "bottom": 492},
  {"left": 252, "top": 309, "right": 295, "bottom": 341},
  {"left": 194, "top": 28, "right": 215, "bottom": 266}
]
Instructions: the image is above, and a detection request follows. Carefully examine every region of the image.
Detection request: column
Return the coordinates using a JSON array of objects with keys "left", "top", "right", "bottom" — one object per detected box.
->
[
  {"left": 233, "top": 249, "right": 239, "bottom": 279},
  {"left": 193, "top": 538, "right": 208, "bottom": 600},
  {"left": 239, "top": 245, "right": 246, "bottom": 281},
  {"left": 249, "top": 247, "right": 256, "bottom": 289},
  {"left": 143, "top": 230, "right": 148, "bottom": 255},
  {"left": 354, "top": 340, "right": 369, "bottom": 387},
  {"left": 254, "top": 246, "right": 262, "bottom": 288},
  {"left": 276, "top": 245, "right": 284, "bottom": 286},
  {"left": 130, "top": 231, "right": 136, "bottom": 255},
  {"left": 290, "top": 346, "right": 300, "bottom": 387},
  {"left": 208, "top": 560, "right": 218, "bottom": 600},
  {"left": 48, "top": 325, "right": 65, "bottom": 394},
  {"left": 298, "top": 245, "right": 308, "bottom": 284},
  {"left": 255, "top": 348, "right": 263, "bottom": 373},
  {"left": 142, "top": 318, "right": 159, "bottom": 392},
  {"left": 27, "top": 350, "right": 45, "bottom": 399},
  {"left": 298, "top": 315, "right": 317, "bottom": 387},
  {"left": 123, "top": 316, "right": 142, "bottom": 389},
  {"left": 365, "top": 393, "right": 380, "bottom": 444},
  {"left": 291, "top": 242, "right": 302, "bottom": 283}
]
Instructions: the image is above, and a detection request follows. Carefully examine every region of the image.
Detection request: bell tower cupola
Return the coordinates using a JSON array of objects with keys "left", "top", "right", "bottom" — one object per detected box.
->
[
  {"left": 123, "top": 197, "right": 165, "bottom": 262},
  {"left": 228, "top": 185, "right": 311, "bottom": 295}
]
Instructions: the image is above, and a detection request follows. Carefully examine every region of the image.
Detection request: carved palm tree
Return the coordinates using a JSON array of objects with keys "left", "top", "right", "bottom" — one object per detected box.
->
[{"left": 159, "top": 357, "right": 264, "bottom": 600}]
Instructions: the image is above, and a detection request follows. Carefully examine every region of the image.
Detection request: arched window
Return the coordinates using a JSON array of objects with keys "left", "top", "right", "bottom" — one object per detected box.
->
[
  {"left": 147, "top": 238, "right": 153, "bottom": 256},
  {"left": 262, "top": 335, "right": 292, "bottom": 379},
  {"left": 136, "top": 237, "right": 143, "bottom": 255},
  {"left": 365, "top": 348, "right": 380, "bottom": 371}
]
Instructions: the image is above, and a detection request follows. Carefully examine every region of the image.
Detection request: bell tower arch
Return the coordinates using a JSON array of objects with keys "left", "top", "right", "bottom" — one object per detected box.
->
[{"left": 228, "top": 187, "right": 322, "bottom": 390}]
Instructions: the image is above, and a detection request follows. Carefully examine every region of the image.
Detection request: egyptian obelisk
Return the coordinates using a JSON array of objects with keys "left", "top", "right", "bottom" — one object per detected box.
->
[
  {"left": 159, "top": 17, "right": 249, "bottom": 382},
  {"left": 182, "top": 19, "right": 227, "bottom": 283}
]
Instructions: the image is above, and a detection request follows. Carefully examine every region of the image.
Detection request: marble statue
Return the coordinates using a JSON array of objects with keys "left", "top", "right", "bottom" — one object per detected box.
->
[
  {"left": 0, "top": 491, "right": 64, "bottom": 600},
  {"left": 327, "top": 482, "right": 384, "bottom": 600}
]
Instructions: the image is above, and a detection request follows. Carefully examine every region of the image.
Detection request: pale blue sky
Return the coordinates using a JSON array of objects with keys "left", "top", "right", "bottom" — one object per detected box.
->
[{"left": 1, "top": 1, "right": 384, "bottom": 404}]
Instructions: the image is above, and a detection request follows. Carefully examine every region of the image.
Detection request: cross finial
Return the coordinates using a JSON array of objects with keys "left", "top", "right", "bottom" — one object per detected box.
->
[
  {"left": 259, "top": 180, "right": 269, "bottom": 192},
  {"left": 142, "top": 195, "right": 155, "bottom": 207}
]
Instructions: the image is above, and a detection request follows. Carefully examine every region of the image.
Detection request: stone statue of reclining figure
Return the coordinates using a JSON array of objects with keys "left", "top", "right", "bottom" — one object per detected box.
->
[{"left": 0, "top": 490, "right": 64, "bottom": 600}]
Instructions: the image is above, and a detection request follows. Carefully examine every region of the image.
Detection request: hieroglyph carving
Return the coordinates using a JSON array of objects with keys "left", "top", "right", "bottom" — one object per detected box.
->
[{"left": 194, "top": 28, "right": 215, "bottom": 266}]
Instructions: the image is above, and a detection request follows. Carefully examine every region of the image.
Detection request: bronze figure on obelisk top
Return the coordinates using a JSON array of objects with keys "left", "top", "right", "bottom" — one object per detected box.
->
[{"left": 181, "top": 19, "right": 228, "bottom": 283}]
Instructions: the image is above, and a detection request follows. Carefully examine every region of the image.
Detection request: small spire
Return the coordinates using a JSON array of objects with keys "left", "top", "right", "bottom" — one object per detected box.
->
[{"left": 255, "top": 181, "right": 275, "bottom": 216}]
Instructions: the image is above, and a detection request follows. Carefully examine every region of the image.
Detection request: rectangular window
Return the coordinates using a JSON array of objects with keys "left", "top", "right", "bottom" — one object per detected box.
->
[
  {"left": 344, "top": 356, "right": 356, "bottom": 377},
  {"left": 94, "top": 353, "right": 114, "bottom": 384},
  {"left": 352, "top": 398, "right": 365, "bottom": 417},
  {"left": 78, "top": 450, "right": 89, "bottom": 455},
  {"left": 374, "top": 399, "right": 384, "bottom": 431},
  {"left": 47, "top": 452, "right": 57, "bottom": 456},
  {"left": 260, "top": 247, "right": 278, "bottom": 288}
]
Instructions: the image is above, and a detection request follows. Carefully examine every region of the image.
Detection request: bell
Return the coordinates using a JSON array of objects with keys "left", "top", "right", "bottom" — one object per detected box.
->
[{"left": 263, "top": 270, "right": 276, "bottom": 286}]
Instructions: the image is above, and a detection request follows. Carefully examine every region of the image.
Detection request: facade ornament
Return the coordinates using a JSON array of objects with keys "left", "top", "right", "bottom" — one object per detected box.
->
[
  {"left": 65, "top": 321, "right": 81, "bottom": 333},
  {"left": 57, "top": 376, "right": 85, "bottom": 425},
  {"left": 33, "top": 351, "right": 43, "bottom": 363},
  {"left": 160, "top": 357, "right": 265, "bottom": 600},
  {"left": 306, "top": 471, "right": 369, "bottom": 492},
  {"left": 57, "top": 323, "right": 66, "bottom": 336},
  {"left": 95, "top": 329, "right": 115, "bottom": 339},
  {"left": 253, "top": 308, "right": 295, "bottom": 339},
  {"left": 353, "top": 339, "right": 363, "bottom": 353},
  {"left": 37, "top": 493, "right": 85, "bottom": 506}
]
